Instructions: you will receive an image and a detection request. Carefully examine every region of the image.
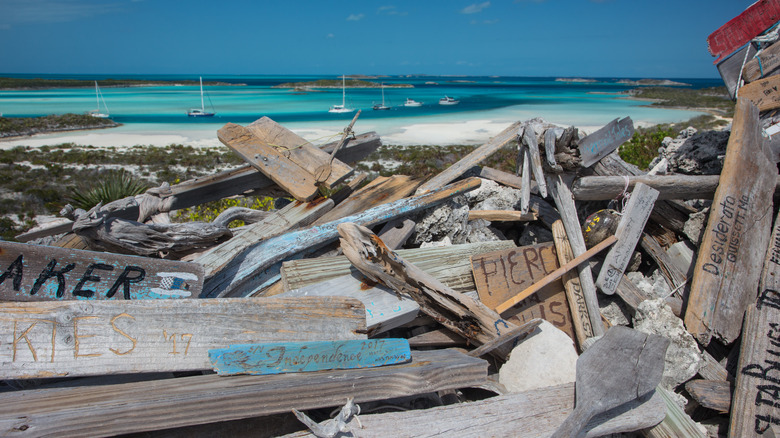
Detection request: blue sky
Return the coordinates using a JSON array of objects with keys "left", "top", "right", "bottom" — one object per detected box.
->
[{"left": 0, "top": 0, "right": 756, "bottom": 78}]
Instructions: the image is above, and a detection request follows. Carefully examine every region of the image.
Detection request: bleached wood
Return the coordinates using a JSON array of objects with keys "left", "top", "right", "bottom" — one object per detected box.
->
[
  {"left": 523, "top": 126, "right": 547, "bottom": 197},
  {"left": 338, "top": 222, "right": 519, "bottom": 359},
  {"left": 641, "top": 233, "right": 687, "bottom": 291},
  {"left": 376, "top": 218, "right": 416, "bottom": 249},
  {"left": 467, "top": 210, "right": 537, "bottom": 222},
  {"left": 218, "top": 123, "right": 320, "bottom": 201},
  {"left": 520, "top": 142, "right": 531, "bottom": 213},
  {"left": 572, "top": 174, "right": 780, "bottom": 200},
  {"left": 281, "top": 239, "right": 516, "bottom": 294},
  {"left": 685, "top": 379, "right": 731, "bottom": 413},
  {"left": 553, "top": 220, "right": 595, "bottom": 347},
  {"left": 685, "top": 98, "right": 777, "bottom": 346},
  {"left": 415, "top": 121, "right": 522, "bottom": 194},
  {"left": 0, "top": 297, "right": 365, "bottom": 379},
  {"left": 578, "top": 117, "right": 634, "bottom": 168},
  {"left": 745, "top": 41, "right": 780, "bottom": 82},
  {"left": 478, "top": 166, "right": 537, "bottom": 193},
  {"left": 642, "top": 386, "right": 707, "bottom": 438},
  {"left": 596, "top": 182, "right": 659, "bottom": 295},
  {"left": 195, "top": 199, "right": 334, "bottom": 278},
  {"left": 283, "top": 383, "right": 666, "bottom": 438},
  {"left": 0, "top": 349, "right": 486, "bottom": 438},
  {"left": 738, "top": 75, "right": 780, "bottom": 111},
  {"left": 548, "top": 174, "right": 605, "bottom": 336},
  {"left": 201, "top": 177, "right": 482, "bottom": 298},
  {"left": 313, "top": 175, "right": 420, "bottom": 225}
]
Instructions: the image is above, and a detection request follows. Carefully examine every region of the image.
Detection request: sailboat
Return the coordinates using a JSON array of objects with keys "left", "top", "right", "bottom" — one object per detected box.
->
[
  {"left": 373, "top": 83, "right": 390, "bottom": 110},
  {"left": 187, "top": 76, "right": 216, "bottom": 117},
  {"left": 329, "top": 75, "right": 355, "bottom": 113},
  {"left": 88, "top": 81, "right": 110, "bottom": 118}
]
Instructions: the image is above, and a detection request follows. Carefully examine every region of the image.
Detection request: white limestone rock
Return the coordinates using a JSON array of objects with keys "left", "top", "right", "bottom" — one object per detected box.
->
[{"left": 498, "top": 320, "right": 578, "bottom": 393}]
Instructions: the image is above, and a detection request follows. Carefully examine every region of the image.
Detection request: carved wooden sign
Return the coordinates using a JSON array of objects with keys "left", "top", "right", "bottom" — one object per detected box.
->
[
  {"left": 707, "top": 0, "right": 780, "bottom": 63},
  {"left": 685, "top": 99, "right": 778, "bottom": 346},
  {"left": 0, "top": 297, "right": 366, "bottom": 379},
  {"left": 209, "top": 339, "right": 411, "bottom": 376},
  {"left": 578, "top": 117, "right": 634, "bottom": 168},
  {"left": 0, "top": 241, "right": 204, "bottom": 301},
  {"left": 471, "top": 242, "right": 576, "bottom": 341},
  {"left": 739, "top": 75, "right": 780, "bottom": 112},
  {"left": 730, "top": 210, "right": 780, "bottom": 437}
]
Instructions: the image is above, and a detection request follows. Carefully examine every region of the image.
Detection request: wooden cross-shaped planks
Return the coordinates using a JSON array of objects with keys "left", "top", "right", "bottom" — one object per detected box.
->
[
  {"left": 685, "top": 98, "right": 778, "bottom": 346},
  {"left": 0, "top": 241, "right": 204, "bottom": 301},
  {"left": 0, "top": 297, "right": 365, "bottom": 379}
]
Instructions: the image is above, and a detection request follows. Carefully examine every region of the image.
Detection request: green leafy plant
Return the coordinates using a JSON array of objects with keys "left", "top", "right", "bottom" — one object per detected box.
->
[
  {"left": 618, "top": 126, "right": 677, "bottom": 170},
  {"left": 68, "top": 170, "right": 150, "bottom": 210}
]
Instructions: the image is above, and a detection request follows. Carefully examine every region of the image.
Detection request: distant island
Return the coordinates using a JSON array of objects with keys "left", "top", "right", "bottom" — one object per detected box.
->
[
  {"left": 0, "top": 77, "right": 241, "bottom": 90},
  {"left": 0, "top": 113, "right": 118, "bottom": 138},
  {"left": 273, "top": 79, "right": 413, "bottom": 90},
  {"left": 616, "top": 79, "right": 690, "bottom": 87},
  {"left": 555, "top": 78, "right": 598, "bottom": 83}
]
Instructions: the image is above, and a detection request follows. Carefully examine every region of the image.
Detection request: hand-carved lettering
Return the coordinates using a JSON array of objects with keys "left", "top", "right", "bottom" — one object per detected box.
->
[
  {"left": 73, "top": 316, "right": 101, "bottom": 358},
  {"left": 109, "top": 313, "right": 137, "bottom": 356},
  {"left": 13, "top": 320, "right": 38, "bottom": 362}
]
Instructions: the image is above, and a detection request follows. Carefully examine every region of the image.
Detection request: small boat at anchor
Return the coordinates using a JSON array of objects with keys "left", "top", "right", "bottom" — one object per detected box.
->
[
  {"left": 373, "top": 83, "right": 390, "bottom": 110},
  {"left": 329, "top": 75, "right": 356, "bottom": 113},
  {"left": 187, "top": 76, "right": 216, "bottom": 117},
  {"left": 404, "top": 98, "right": 422, "bottom": 107},
  {"left": 438, "top": 96, "right": 459, "bottom": 105},
  {"left": 89, "top": 81, "right": 110, "bottom": 118}
]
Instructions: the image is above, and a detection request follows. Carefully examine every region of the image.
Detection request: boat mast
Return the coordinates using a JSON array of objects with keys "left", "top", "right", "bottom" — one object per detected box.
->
[
  {"left": 341, "top": 75, "right": 346, "bottom": 106},
  {"left": 199, "top": 77, "right": 205, "bottom": 111}
]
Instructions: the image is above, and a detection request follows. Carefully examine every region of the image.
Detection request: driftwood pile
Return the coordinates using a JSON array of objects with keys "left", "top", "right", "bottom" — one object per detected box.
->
[{"left": 3, "top": 6, "right": 780, "bottom": 438}]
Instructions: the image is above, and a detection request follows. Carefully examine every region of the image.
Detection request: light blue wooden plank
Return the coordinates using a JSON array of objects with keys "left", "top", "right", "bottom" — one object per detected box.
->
[{"left": 209, "top": 339, "right": 411, "bottom": 376}]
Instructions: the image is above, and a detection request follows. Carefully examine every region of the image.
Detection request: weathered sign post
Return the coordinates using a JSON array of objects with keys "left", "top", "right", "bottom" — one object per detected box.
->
[
  {"left": 0, "top": 241, "right": 204, "bottom": 301},
  {"left": 707, "top": 0, "right": 780, "bottom": 64},
  {"left": 684, "top": 98, "right": 778, "bottom": 346},
  {"left": 738, "top": 75, "right": 780, "bottom": 111},
  {"left": 577, "top": 117, "right": 634, "bottom": 168}
]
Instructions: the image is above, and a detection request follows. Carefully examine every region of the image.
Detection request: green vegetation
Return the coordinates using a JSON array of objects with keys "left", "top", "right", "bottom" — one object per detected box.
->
[
  {"left": 0, "top": 113, "right": 118, "bottom": 138},
  {"left": 69, "top": 170, "right": 150, "bottom": 210},
  {"left": 274, "top": 79, "right": 412, "bottom": 89},
  {"left": 629, "top": 86, "right": 735, "bottom": 117},
  {"left": 173, "top": 196, "right": 274, "bottom": 227},
  {"left": 0, "top": 77, "right": 205, "bottom": 89}
]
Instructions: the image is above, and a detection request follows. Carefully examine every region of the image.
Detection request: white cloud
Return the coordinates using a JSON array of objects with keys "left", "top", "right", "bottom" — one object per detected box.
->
[
  {"left": 326, "top": 33, "right": 335, "bottom": 38},
  {"left": 378, "top": 5, "right": 407, "bottom": 16},
  {"left": 460, "top": 2, "right": 490, "bottom": 14},
  {"left": 346, "top": 13, "right": 365, "bottom": 21}
]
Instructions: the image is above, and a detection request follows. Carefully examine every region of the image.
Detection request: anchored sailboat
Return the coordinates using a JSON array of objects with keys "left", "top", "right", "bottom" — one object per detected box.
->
[
  {"left": 373, "top": 83, "right": 390, "bottom": 110},
  {"left": 329, "top": 75, "right": 355, "bottom": 113},
  {"left": 88, "top": 81, "right": 110, "bottom": 118},
  {"left": 187, "top": 76, "right": 216, "bottom": 117}
]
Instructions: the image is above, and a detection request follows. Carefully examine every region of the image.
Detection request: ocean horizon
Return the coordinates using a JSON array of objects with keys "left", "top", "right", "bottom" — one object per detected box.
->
[{"left": 0, "top": 74, "right": 723, "bottom": 148}]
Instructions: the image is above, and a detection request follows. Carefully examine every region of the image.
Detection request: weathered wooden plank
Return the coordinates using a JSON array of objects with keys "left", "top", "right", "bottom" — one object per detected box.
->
[
  {"left": 494, "top": 236, "right": 617, "bottom": 315},
  {"left": 596, "top": 183, "right": 659, "bottom": 295},
  {"left": 195, "top": 199, "right": 334, "bottom": 279},
  {"left": 718, "top": 44, "right": 760, "bottom": 99},
  {"left": 572, "top": 174, "right": 745, "bottom": 201},
  {"left": 523, "top": 126, "right": 548, "bottom": 197},
  {"left": 313, "top": 175, "right": 420, "bottom": 225},
  {"left": 739, "top": 75, "right": 780, "bottom": 111},
  {"left": 729, "top": 209, "right": 780, "bottom": 436},
  {"left": 245, "top": 116, "right": 353, "bottom": 188},
  {"left": 218, "top": 123, "right": 320, "bottom": 201},
  {"left": 0, "top": 241, "right": 204, "bottom": 301},
  {"left": 685, "top": 98, "right": 777, "bottom": 346},
  {"left": 641, "top": 233, "right": 687, "bottom": 291},
  {"left": 578, "top": 117, "right": 634, "bottom": 168},
  {"left": 685, "top": 379, "right": 731, "bottom": 413},
  {"left": 376, "top": 218, "right": 416, "bottom": 249},
  {"left": 0, "top": 297, "right": 365, "bottom": 379},
  {"left": 553, "top": 220, "right": 595, "bottom": 347},
  {"left": 281, "top": 240, "right": 516, "bottom": 294},
  {"left": 209, "top": 339, "right": 411, "bottom": 376},
  {"left": 281, "top": 275, "right": 420, "bottom": 335},
  {"left": 415, "top": 121, "right": 522, "bottom": 194},
  {"left": 745, "top": 41, "right": 780, "bottom": 82},
  {"left": 338, "top": 222, "right": 518, "bottom": 358},
  {"left": 407, "top": 327, "right": 466, "bottom": 348},
  {"left": 478, "top": 166, "right": 537, "bottom": 193},
  {"left": 643, "top": 386, "right": 708, "bottom": 438},
  {"left": 520, "top": 141, "right": 532, "bottom": 213},
  {"left": 0, "top": 349, "right": 486, "bottom": 438},
  {"left": 467, "top": 210, "right": 537, "bottom": 222},
  {"left": 283, "top": 382, "right": 666, "bottom": 438},
  {"left": 201, "top": 177, "right": 483, "bottom": 298},
  {"left": 471, "top": 242, "right": 575, "bottom": 340},
  {"left": 548, "top": 175, "right": 605, "bottom": 336},
  {"left": 707, "top": 0, "right": 780, "bottom": 63}
]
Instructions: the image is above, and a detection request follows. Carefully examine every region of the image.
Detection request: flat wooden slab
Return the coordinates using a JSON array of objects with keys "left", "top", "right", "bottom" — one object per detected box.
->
[
  {"left": 209, "top": 339, "right": 411, "bottom": 375},
  {"left": 245, "top": 116, "right": 353, "bottom": 188},
  {"left": 578, "top": 117, "right": 634, "bottom": 168},
  {"left": 0, "top": 297, "right": 365, "bottom": 379},
  {"left": 313, "top": 175, "right": 420, "bottom": 225},
  {"left": 739, "top": 75, "right": 780, "bottom": 112},
  {"left": 707, "top": 0, "right": 780, "bottom": 63},
  {"left": 684, "top": 98, "right": 778, "bottom": 346},
  {"left": 472, "top": 242, "right": 576, "bottom": 341},
  {"left": 0, "top": 241, "right": 204, "bottom": 301},
  {"left": 218, "top": 123, "right": 320, "bottom": 201},
  {"left": 0, "top": 349, "right": 486, "bottom": 437}
]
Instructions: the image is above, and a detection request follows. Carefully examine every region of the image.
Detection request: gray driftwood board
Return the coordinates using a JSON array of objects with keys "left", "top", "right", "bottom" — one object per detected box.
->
[
  {"left": 0, "top": 241, "right": 204, "bottom": 301},
  {"left": 578, "top": 117, "right": 634, "bottom": 168},
  {"left": 685, "top": 99, "right": 778, "bottom": 346},
  {"left": 0, "top": 297, "right": 365, "bottom": 379},
  {"left": 729, "top": 209, "right": 780, "bottom": 437},
  {"left": 0, "top": 349, "right": 486, "bottom": 437}
]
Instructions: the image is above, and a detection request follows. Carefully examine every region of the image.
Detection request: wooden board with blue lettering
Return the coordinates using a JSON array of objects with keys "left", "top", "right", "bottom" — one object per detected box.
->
[
  {"left": 0, "top": 241, "right": 204, "bottom": 301},
  {"left": 209, "top": 339, "right": 411, "bottom": 376},
  {"left": 578, "top": 117, "right": 634, "bottom": 168}
]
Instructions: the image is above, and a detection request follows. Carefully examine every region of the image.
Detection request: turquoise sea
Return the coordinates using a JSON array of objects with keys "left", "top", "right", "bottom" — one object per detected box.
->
[{"left": 0, "top": 74, "right": 723, "bottom": 147}]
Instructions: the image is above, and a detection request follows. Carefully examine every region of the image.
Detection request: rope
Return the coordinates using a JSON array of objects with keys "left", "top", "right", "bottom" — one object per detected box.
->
[
  {"left": 608, "top": 176, "right": 632, "bottom": 215},
  {"left": 737, "top": 21, "right": 780, "bottom": 97}
]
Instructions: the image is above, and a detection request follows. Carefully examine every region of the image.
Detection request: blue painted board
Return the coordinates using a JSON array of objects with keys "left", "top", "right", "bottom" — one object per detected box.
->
[
  {"left": 209, "top": 339, "right": 411, "bottom": 376},
  {"left": 578, "top": 117, "right": 634, "bottom": 168}
]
